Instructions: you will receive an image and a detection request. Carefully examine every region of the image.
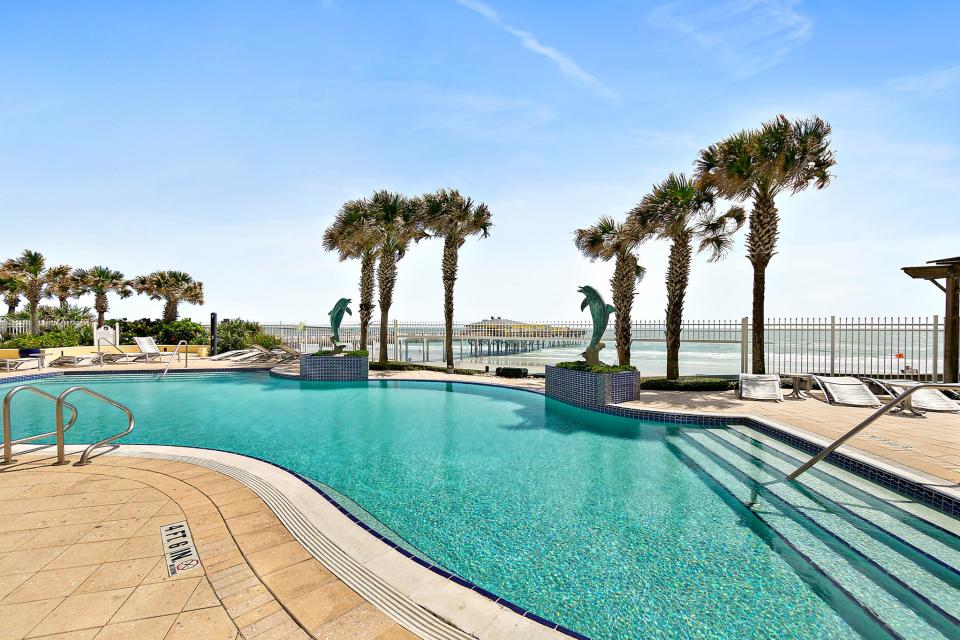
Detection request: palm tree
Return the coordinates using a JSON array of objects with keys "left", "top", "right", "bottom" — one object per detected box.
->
[
  {"left": 367, "top": 190, "right": 426, "bottom": 363},
  {"left": 0, "top": 271, "right": 24, "bottom": 316},
  {"left": 47, "top": 265, "right": 78, "bottom": 310},
  {"left": 629, "top": 173, "right": 745, "bottom": 380},
  {"left": 696, "top": 115, "right": 835, "bottom": 373},
  {"left": 2, "top": 250, "right": 51, "bottom": 334},
  {"left": 322, "top": 198, "right": 380, "bottom": 350},
  {"left": 421, "top": 189, "right": 493, "bottom": 372},
  {"left": 131, "top": 271, "right": 205, "bottom": 322},
  {"left": 74, "top": 266, "right": 132, "bottom": 327},
  {"left": 574, "top": 217, "right": 645, "bottom": 366}
]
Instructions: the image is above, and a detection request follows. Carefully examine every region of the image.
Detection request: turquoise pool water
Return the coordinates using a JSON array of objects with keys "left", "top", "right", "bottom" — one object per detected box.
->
[{"left": 4, "top": 373, "right": 960, "bottom": 640}]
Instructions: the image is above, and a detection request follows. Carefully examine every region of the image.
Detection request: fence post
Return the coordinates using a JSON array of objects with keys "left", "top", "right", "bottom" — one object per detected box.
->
[
  {"left": 933, "top": 314, "right": 940, "bottom": 382},
  {"left": 740, "top": 317, "right": 748, "bottom": 373},
  {"left": 830, "top": 316, "right": 836, "bottom": 376},
  {"left": 393, "top": 319, "right": 399, "bottom": 360}
]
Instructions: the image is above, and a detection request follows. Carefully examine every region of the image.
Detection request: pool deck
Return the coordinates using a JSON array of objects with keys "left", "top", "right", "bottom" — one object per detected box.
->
[
  {"left": 0, "top": 454, "right": 417, "bottom": 640},
  {"left": 2, "top": 358, "right": 960, "bottom": 639}
]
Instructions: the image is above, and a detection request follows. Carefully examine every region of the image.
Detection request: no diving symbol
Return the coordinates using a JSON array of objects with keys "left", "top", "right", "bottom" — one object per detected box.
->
[{"left": 176, "top": 559, "right": 199, "bottom": 572}]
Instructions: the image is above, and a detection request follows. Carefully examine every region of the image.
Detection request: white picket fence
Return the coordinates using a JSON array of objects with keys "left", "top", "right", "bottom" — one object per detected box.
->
[{"left": 0, "top": 318, "right": 88, "bottom": 337}]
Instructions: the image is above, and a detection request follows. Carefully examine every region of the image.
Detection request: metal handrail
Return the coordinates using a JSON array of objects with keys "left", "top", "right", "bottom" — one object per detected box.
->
[
  {"left": 2, "top": 386, "right": 80, "bottom": 465},
  {"left": 786, "top": 383, "right": 960, "bottom": 480},
  {"left": 55, "top": 386, "right": 135, "bottom": 466},
  {"left": 161, "top": 340, "right": 189, "bottom": 377},
  {"left": 97, "top": 337, "right": 126, "bottom": 354}
]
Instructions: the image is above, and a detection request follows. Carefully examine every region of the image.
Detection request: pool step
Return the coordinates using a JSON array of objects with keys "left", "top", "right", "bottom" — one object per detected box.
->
[
  {"left": 709, "top": 427, "right": 960, "bottom": 573},
  {"left": 668, "top": 433, "right": 957, "bottom": 640},
  {"left": 684, "top": 430, "right": 960, "bottom": 627}
]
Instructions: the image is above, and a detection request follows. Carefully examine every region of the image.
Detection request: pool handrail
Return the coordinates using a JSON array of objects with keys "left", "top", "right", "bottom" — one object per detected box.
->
[
  {"left": 55, "top": 386, "right": 135, "bottom": 466},
  {"left": 161, "top": 340, "right": 189, "bottom": 377},
  {"left": 786, "top": 382, "right": 960, "bottom": 481},
  {"left": 2, "top": 385, "right": 80, "bottom": 465}
]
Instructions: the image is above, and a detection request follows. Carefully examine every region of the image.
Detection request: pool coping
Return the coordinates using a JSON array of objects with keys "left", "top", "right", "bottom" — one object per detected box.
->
[{"left": 5, "top": 367, "right": 960, "bottom": 639}]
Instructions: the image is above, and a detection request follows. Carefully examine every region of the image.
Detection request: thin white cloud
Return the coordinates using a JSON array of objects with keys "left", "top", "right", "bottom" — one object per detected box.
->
[
  {"left": 649, "top": 0, "right": 812, "bottom": 78},
  {"left": 453, "top": 0, "right": 617, "bottom": 101},
  {"left": 888, "top": 64, "right": 960, "bottom": 93}
]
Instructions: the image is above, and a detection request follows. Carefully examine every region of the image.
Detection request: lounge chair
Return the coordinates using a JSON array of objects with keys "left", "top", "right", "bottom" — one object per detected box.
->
[
  {"left": 811, "top": 376, "right": 882, "bottom": 408},
  {"left": 1, "top": 357, "right": 40, "bottom": 372},
  {"left": 864, "top": 378, "right": 960, "bottom": 414},
  {"left": 48, "top": 353, "right": 103, "bottom": 367},
  {"left": 738, "top": 373, "right": 784, "bottom": 402},
  {"left": 274, "top": 344, "right": 302, "bottom": 362},
  {"left": 248, "top": 345, "right": 284, "bottom": 362},
  {"left": 208, "top": 349, "right": 256, "bottom": 361},
  {"left": 132, "top": 337, "right": 177, "bottom": 364}
]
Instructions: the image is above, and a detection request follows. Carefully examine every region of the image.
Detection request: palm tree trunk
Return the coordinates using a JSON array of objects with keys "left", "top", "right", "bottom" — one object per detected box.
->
[
  {"left": 4, "top": 294, "right": 17, "bottom": 316},
  {"left": 59, "top": 296, "right": 68, "bottom": 310},
  {"left": 746, "top": 188, "right": 780, "bottom": 374},
  {"left": 441, "top": 237, "right": 459, "bottom": 373},
  {"left": 95, "top": 293, "right": 108, "bottom": 327},
  {"left": 163, "top": 299, "right": 178, "bottom": 323},
  {"left": 29, "top": 298, "right": 39, "bottom": 335},
  {"left": 611, "top": 253, "right": 636, "bottom": 366},
  {"left": 377, "top": 252, "right": 397, "bottom": 363},
  {"left": 665, "top": 234, "right": 692, "bottom": 381},
  {"left": 358, "top": 252, "right": 376, "bottom": 351}
]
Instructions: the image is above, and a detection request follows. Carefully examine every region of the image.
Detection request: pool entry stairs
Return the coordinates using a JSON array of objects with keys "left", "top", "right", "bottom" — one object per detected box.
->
[{"left": 667, "top": 425, "right": 960, "bottom": 640}]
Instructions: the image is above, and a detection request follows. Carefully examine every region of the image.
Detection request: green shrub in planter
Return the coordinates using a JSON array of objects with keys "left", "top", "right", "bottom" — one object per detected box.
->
[
  {"left": 311, "top": 349, "right": 368, "bottom": 357},
  {"left": 555, "top": 361, "right": 637, "bottom": 374}
]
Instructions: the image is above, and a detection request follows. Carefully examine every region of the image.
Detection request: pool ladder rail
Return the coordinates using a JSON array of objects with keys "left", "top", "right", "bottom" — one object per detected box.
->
[
  {"left": 787, "top": 382, "right": 960, "bottom": 480},
  {"left": 161, "top": 340, "right": 189, "bottom": 377},
  {"left": 1, "top": 385, "right": 135, "bottom": 467}
]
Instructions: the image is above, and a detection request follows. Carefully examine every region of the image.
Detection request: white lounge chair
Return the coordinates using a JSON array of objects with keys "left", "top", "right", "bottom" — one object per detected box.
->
[
  {"left": 811, "top": 376, "right": 882, "bottom": 408},
  {"left": 864, "top": 378, "right": 960, "bottom": 414},
  {"left": 738, "top": 374, "right": 784, "bottom": 401},
  {"left": 133, "top": 337, "right": 177, "bottom": 364}
]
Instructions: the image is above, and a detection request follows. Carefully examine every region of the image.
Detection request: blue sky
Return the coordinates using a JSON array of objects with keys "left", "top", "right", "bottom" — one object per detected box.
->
[{"left": 1, "top": 1, "right": 958, "bottom": 323}]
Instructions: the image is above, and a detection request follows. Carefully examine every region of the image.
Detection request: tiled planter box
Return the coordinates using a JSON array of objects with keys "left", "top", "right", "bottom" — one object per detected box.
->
[
  {"left": 545, "top": 365, "right": 641, "bottom": 408},
  {"left": 299, "top": 355, "right": 368, "bottom": 381}
]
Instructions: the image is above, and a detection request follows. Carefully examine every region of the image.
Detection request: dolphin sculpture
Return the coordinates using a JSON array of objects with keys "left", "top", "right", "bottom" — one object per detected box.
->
[
  {"left": 328, "top": 298, "right": 352, "bottom": 345},
  {"left": 578, "top": 285, "right": 615, "bottom": 364}
]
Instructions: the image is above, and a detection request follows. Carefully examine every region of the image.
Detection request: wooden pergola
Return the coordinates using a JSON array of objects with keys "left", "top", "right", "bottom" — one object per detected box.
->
[{"left": 902, "top": 256, "right": 959, "bottom": 382}]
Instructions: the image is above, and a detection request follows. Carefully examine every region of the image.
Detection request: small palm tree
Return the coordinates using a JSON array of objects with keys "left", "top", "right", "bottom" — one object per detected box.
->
[
  {"left": 629, "top": 173, "right": 745, "bottom": 380},
  {"left": 131, "top": 271, "right": 204, "bottom": 322},
  {"left": 75, "top": 266, "right": 132, "bottom": 327},
  {"left": 696, "top": 115, "right": 835, "bottom": 373},
  {"left": 0, "top": 271, "right": 24, "bottom": 316},
  {"left": 47, "top": 265, "right": 78, "bottom": 310},
  {"left": 323, "top": 198, "right": 380, "bottom": 350},
  {"left": 421, "top": 189, "right": 493, "bottom": 372},
  {"left": 574, "top": 217, "right": 646, "bottom": 366},
  {"left": 367, "top": 190, "right": 426, "bottom": 363},
  {"left": 2, "top": 250, "right": 51, "bottom": 334}
]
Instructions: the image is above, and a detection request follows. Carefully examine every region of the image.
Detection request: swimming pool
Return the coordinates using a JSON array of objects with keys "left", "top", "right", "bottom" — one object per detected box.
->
[{"left": 4, "top": 372, "right": 959, "bottom": 639}]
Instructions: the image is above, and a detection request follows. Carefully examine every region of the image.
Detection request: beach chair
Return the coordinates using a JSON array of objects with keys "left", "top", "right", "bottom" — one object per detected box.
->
[
  {"left": 208, "top": 349, "right": 256, "bottom": 361},
  {"left": 48, "top": 353, "right": 103, "bottom": 367},
  {"left": 1, "top": 357, "right": 40, "bottom": 372},
  {"left": 738, "top": 373, "right": 784, "bottom": 402},
  {"left": 864, "top": 378, "right": 960, "bottom": 415},
  {"left": 133, "top": 337, "right": 177, "bottom": 364},
  {"left": 248, "top": 345, "right": 284, "bottom": 362},
  {"left": 811, "top": 376, "right": 882, "bottom": 408},
  {"left": 274, "top": 344, "right": 302, "bottom": 362}
]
